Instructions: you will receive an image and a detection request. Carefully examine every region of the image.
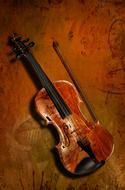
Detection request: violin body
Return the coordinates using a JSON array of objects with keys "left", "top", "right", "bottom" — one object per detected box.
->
[{"left": 35, "top": 80, "right": 114, "bottom": 174}]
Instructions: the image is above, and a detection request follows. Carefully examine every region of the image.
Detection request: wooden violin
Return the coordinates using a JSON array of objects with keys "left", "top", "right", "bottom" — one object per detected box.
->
[{"left": 8, "top": 33, "right": 114, "bottom": 175}]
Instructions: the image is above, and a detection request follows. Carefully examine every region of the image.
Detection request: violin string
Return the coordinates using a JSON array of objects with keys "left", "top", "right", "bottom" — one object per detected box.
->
[
  {"left": 12, "top": 38, "right": 71, "bottom": 120},
  {"left": 35, "top": 63, "right": 70, "bottom": 117},
  {"left": 26, "top": 53, "right": 71, "bottom": 118},
  {"left": 33, "top": 60, "right": 91, "bottom": 149},
  {"left": 31, "top": 55, "right": 89, "bottom": 147},
  {"left": 66, "top": 115, "right": 90, "bottom": 145}
]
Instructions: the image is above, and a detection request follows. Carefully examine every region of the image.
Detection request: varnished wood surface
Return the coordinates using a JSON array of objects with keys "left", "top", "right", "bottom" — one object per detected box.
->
[
  {"left": 0, "top": 0, "right": 125, "bottom": 189},
  {"left": 35, "top": 80, "right": 113, "bottom": 173}
]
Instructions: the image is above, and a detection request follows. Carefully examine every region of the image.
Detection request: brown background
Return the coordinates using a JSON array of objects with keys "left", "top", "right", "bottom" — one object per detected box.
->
[{"left": 0, "top": 0, "right": 125, "bottom": 189}]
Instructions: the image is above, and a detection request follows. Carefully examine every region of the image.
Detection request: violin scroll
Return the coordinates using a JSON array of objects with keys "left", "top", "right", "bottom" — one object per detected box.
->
[{"left": 8, "top": 33, "right": 35, "bottom": 59}]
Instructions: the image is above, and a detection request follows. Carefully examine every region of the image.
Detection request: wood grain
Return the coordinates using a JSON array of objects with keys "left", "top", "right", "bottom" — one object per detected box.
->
[
  {"left": 35, "top": 80, "right": 114, "bottom": 173},
  {"left": 0, "top": 0, "right": 125, "bottom": 189}
]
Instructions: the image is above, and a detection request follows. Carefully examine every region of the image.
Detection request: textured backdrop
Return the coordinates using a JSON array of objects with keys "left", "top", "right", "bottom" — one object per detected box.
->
[{"left": 0, "top": 0, "right": 125, "bottom": 189}]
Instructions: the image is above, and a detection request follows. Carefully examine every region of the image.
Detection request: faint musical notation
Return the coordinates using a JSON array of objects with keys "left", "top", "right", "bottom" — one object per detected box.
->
[{"left": 101, "top": 19, "right": 125, "bottom": 104}]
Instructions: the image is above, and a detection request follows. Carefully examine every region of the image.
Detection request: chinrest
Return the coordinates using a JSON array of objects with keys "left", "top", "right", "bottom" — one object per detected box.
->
[{"left": 75, "top": 157, "right": 105, "bottom": 175}]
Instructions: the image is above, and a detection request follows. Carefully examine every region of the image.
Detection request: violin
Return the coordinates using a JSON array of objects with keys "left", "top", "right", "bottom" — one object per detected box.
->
[{"left": 8, "top": 33, "right": 114, "bottom": 175}]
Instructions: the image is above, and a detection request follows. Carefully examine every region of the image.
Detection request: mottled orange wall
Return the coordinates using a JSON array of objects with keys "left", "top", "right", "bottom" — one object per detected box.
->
[{"left": 0, "top": 0, "right": 125, "bottom": 189}]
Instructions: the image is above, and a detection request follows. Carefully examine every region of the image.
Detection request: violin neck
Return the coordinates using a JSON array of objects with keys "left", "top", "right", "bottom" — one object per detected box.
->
[{"left": 24, "top": 53, "right": 71, "bottom": 119}]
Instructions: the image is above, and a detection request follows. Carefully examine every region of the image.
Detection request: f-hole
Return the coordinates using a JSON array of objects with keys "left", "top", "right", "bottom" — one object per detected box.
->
[{"left": 46, "top": 116, "right": 51, "bottom": 122}]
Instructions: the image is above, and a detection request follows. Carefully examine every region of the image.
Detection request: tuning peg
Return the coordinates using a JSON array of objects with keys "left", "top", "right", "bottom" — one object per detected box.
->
[
  {"left": 22, "top": 38, "right": 29, "bottom": 43},
  {"left": 13, "top": 47, "right": 17, "bottom": 52},
  {"left": 15, "top": 36, "right": 22, "bottom": 41},
  {"left": 12, "top": 32, "right": 18, "bottom": 37},
  {"left": 16, "top": 53, "right": 21, "bottom": 59},
  {"left": 27, "top": 42, "right": 35, "bottom": 48},
  {"left": 9, "top": 33, "right": 21, "bottom": 43},
  {"left": 9, "top": 32, "right": 18, "bottom": 39}
]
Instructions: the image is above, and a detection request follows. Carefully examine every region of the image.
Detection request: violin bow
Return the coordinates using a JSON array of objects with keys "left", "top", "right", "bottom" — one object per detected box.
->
[{"left": 53, "top": 41, "right": 98, "bottom": 123}]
